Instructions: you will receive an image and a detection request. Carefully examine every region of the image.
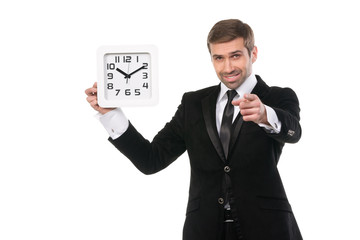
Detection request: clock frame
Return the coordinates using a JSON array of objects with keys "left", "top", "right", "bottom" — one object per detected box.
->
[{"left": 97, "top": 45, "right": 159, "bottom": 107}]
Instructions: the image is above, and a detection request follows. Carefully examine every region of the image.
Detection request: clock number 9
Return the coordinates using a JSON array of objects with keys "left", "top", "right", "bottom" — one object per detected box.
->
[{"left": 107, "top": 73, "right": 113, "bottom": 79}]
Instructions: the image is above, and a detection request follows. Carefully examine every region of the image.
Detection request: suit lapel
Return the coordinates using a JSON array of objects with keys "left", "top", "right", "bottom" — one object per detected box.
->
[
  {"left": 201, "top": 85, "right": 226, "bottom": 162},
  {"left": 252, "top": 75, "right": 270, "bottom": 100},
  {"left": 228, "top": 75, "right": 270, "bottom": 158},
  {"left": 229, "top": 113, "right": 244, "bottom": 157},
  {"left": 201, "top": 76, "right": 270, "bottom": 162}
]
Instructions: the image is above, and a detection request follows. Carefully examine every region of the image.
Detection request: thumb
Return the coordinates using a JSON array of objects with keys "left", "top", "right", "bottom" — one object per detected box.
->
[{"left": 232, "top": 99, "right": 241, "bottom": 106}]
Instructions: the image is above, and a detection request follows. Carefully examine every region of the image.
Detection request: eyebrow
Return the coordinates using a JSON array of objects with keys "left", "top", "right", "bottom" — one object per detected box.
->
[
  {"left": 212, "top": 50, "right": 244, "bottom": 58},
  {"left": 229, "top": 50, "right": 244, "bottom": 55}
]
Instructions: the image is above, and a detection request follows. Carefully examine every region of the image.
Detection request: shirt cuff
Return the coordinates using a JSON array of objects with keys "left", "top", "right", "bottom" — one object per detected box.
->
[
  {"left": 96, "top": 108, "right": 129, "bottom": 140},
  {"left": 258, "top": 105, "right": 282, "bottom": 134}
]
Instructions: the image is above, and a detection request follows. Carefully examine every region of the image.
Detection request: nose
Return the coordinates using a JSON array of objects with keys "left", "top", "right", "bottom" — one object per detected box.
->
[{"left": 223, "top": 58, "right": 234, "bottom": 73}]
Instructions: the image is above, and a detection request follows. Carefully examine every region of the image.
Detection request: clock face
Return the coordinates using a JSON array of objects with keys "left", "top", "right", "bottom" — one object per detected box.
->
[
  {"left": 97, "top": 45, "right": 158, "bottom": 107},
  {"left": 104, "top": 53, "right": 151, "bottom": 100}
]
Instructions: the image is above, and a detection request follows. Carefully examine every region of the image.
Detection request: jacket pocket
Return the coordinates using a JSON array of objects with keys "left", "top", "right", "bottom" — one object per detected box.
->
[
  {"left": 257, "top": 196, "right": 293, "bottom": 213},
  {"left": 186, "top": 198, "right": 200, "bottom": 216}
]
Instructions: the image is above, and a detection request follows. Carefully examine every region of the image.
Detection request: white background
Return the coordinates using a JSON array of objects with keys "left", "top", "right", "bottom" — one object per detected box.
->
[{"left": 1, "top": 0, "right": 359, "bottom": 239}]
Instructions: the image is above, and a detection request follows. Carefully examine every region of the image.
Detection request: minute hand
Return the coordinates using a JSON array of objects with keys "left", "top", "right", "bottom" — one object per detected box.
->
[{"left": 128, "top": 66, "right": 146, "bottom": 77}]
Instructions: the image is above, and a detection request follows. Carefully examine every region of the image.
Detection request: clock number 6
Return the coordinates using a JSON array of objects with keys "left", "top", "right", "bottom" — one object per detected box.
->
[{"left": 125, "top": 89, "right": 141, "bottom": 96}]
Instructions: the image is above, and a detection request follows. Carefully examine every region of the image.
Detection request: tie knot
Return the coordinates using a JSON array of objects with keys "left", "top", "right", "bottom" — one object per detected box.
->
[{"left": 227, "top": 90, "right": 237, "bottom": 102}]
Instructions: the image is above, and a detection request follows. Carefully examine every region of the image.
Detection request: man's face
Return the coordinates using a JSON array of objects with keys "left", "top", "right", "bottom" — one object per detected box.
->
[{"left": 209, "top": 37, "right": 257, "bottom": 89}]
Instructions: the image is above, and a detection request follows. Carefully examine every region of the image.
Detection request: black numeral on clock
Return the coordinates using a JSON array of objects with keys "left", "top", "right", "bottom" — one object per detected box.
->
[
  {"left": 107, "top": 63, "right": 115, "bottom": 70},
  {"left": 123, "top": 56, "right": 131, "bottom": 63},
  {"left": 115, "top": 89, "right": 141, "bottom": 96}
]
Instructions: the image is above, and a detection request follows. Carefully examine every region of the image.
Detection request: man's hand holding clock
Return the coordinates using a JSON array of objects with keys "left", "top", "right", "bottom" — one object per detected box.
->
[{"left": 85, "top": 82, "right": 115, "bottom": 114}]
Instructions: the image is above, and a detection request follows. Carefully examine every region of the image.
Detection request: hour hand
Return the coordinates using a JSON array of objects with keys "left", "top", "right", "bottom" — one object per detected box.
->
[{"left": 116, "top": 68, "right": 130, "bottom": 79}]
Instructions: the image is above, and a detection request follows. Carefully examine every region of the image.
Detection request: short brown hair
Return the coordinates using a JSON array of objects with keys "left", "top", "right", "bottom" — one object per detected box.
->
[{"left": 207, "top": 19, "right": 255, "bottom": 56}]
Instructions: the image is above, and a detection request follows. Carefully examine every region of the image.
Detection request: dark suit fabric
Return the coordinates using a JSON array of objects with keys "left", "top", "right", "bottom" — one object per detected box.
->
[{"left": 109, "top": 75, "right": 303, "bottom": 240}]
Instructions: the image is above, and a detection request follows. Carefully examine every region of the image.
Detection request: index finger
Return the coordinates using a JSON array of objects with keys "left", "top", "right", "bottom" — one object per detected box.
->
[
  {"left": 85, "top": 82, "right": 98, "bottom": 96},
  {"left": 85, "top": 86, "right": 97, "bottom": 96},
  {"left": 244, "top": 94, "right": 257, "bottom": 101}
]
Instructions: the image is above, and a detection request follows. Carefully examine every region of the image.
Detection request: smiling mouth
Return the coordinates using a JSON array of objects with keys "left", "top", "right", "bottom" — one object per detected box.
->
[{"left": 223, "top": 72, "right": 241, "bottom": 80}]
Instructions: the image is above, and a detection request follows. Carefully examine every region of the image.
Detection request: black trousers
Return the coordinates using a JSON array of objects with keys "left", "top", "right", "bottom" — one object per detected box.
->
[
  {"left": 222, "top": 209, "right": 243, "bottom": 240},
  {"left": 222, "top": 222, "right": 240, "bottom": 240}
]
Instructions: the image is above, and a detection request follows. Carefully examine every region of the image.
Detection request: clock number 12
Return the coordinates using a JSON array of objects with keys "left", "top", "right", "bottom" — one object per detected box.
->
[{"left": 114, "top": 56, "right": 132, "bottom": 63}]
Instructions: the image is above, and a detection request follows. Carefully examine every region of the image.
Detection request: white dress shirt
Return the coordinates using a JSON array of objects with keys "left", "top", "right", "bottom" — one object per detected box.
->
[
  {"left": 98, "top": 73, "right": 281, "bottom": 140},
  {"left": 216, "top": 73, "right": 281, "bottom": 134}
]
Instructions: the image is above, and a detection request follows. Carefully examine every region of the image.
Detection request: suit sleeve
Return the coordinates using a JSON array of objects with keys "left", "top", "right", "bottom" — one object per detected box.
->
[
  {"left": 266, "top": 87, "right": 302, "bottom": 144},
  {"left": 108, "top": 97, "right": 187, "bottom": 175}
]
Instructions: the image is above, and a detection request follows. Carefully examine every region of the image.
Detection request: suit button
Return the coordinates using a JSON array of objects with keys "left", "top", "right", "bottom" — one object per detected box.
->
[
  {"left": 218, "top": 198, "right": 224, "bottom": 205},
  {"left": 224, "top": 166, "right": 231, "bottom": 173}
]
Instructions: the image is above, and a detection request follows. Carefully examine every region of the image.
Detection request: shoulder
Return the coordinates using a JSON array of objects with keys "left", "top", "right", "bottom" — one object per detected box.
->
[
  {"left": 269, "top": 86, "right": 298, "bottom": 102},
  {"left": 182, "top": 85, "right": 219, "bottom": 102},
  {"left": 255, "top": 75, "right": 299, "bottom": 103}
]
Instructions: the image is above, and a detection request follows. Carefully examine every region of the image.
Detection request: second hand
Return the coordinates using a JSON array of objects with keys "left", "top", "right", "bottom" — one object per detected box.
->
[{"left": 127, "top": 63, "right": 130, "bottom": 84}]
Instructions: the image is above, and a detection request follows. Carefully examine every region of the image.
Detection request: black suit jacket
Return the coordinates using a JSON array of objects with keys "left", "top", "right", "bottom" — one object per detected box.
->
[{"left": 109, "top": 75, "right": 303, "bottom": 240}]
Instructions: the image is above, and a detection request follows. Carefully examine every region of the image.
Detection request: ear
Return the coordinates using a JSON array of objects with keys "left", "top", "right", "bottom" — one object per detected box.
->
[{"left": 251, "top": 46, "right": 258, "bottom": 63}]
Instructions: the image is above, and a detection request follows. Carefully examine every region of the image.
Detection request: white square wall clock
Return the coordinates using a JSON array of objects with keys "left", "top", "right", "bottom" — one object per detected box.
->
[{"left": 97, "top": 45, "right": 159, "bottom": 107}]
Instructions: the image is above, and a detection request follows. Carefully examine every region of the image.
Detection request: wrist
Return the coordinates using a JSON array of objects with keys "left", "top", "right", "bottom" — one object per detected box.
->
[
  {"left": 99, "top": 107, "right": 115, "bottom": 115},
  {"left": 258, "top": 104, "right": 269, "bottom": 125}
]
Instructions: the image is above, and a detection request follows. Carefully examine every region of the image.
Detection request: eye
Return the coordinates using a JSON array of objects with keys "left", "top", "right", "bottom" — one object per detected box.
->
[
  {"left": 231, "top": 54, "right": 241, "bottom": 59},
  {"left": 214, "top": 56, "right": 223, "bottom": 61}
]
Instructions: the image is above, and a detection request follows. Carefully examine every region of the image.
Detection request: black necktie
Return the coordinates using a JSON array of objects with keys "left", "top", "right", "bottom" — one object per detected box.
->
[{"left": 220, "top": 90, "right": 237, "bottom": 159}]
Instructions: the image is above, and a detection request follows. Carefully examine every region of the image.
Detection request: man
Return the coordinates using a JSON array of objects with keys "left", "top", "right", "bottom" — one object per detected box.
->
[{"left": 85, "top": 19, "right": 302, "bottom": 240}]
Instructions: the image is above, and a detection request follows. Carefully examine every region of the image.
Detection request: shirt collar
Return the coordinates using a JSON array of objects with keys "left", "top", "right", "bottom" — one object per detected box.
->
[{"left": 217, "top": 73, "right": 258, "bottom": 102}]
